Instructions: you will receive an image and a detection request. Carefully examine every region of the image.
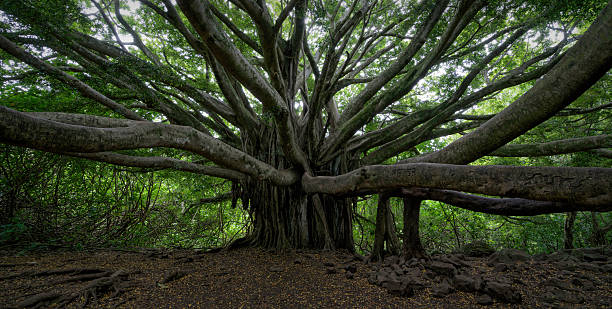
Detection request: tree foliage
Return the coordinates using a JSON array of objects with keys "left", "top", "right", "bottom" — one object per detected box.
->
[{"left": 0, "top": 0, "right": 611, "bottom": 252}]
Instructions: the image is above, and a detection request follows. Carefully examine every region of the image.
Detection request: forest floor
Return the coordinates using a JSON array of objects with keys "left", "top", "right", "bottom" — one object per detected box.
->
[{"left": 1, "top": 246, "right": 611, "bottom": 308}]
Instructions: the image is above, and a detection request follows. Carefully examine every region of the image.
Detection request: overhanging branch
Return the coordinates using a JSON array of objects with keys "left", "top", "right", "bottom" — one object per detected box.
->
[
  {"left": 490, "top": 135, "right": 612, "bottom": 157},
  {"left": 397, "top": 187, "right": 612, "bottom": 215},
  {"left": 67, "top": 152, "right": 246, "bottom": 181},
  {"left": 0, "top": 106, "right": 298, "bottom": 186},
  {"left": 302, "top": 163, "right": 612, "bottom": 206}
]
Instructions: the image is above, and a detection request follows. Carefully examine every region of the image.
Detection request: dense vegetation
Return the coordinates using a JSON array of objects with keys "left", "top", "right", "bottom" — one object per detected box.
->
[
  {"left": 2, "top": 141, "right": 611, "bottom": 254},
  {"left": 1, "top": 0, "right": 611, "bottom": 257}
]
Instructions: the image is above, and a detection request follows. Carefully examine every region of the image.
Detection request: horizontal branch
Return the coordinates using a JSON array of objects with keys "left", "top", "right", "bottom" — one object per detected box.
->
[
  {"left": 27, "top": 112, "right": 142, "bottom": 128},
  {"left": 302, "top": 163, "right": 612, "bottom": 206},
  {"left": 0, "top": 106, "right": 298, "bottom": 186},
  {"left": 591, "top": 148, "right": 612, "bottom": 158},
  {"left": 397, "top": 187, "right": 612, "bottom": 215},
  {"left": 67, "top": 152, "right": 246, "bottom": 181},
  {"left": 490, "top": 135, "right": 612, "bottom": 157}
]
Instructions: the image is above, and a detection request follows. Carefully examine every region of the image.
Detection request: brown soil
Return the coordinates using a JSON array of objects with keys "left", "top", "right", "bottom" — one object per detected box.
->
[{"left": 1, "top": 247, "right": 611, "bottom": 308}]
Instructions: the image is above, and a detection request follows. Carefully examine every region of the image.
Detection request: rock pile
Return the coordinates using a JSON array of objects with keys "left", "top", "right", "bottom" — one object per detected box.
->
[{"left": 365, "top": 246, "right": 612, "bottom": 307}]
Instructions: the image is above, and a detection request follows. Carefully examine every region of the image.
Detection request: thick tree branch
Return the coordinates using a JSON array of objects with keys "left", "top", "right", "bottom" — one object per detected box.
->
[
  {"left": 302, "top": 163, "right": 612, "bottom": 206},
  {"left": 590, "top": 148, "right": 612, "bottom": 158},
  {"left": 176, "top": 0, "right": 308, "bottom": 169},
  {"left": 397, "top": 188, "right": 612, "bottom": 215},
  {"left": 319, "top": 0, "right": 486, "bottom": 163},
  {"left": 0, "top": 106, "right": 298, "bottom": 186},
  {"left": 414, "top": 2, "right": 612, "bottom": 165},
  {"left": 490, "top": 135, "right": 612, "bottom": 157},
  {"left": 67, "top": 152, "right": 246, "bottom": 181}
]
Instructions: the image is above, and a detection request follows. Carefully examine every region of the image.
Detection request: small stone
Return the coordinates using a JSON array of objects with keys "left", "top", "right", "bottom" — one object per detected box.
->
[
  {"left": 323, "top": 261, "right": 335, "bottom": 267},
  {"left": 293, "top": 258, "right": 302, "bottom": 264},
  {"left": 345, "top": 272, "right": 354, "bottom": 279},
  {"left": 269, "top": 266, "right": 283, "bottom": 272},
  {"left": 326, "top": 267, "right": 337, "bottom": 274},
  {"left": 476, "top": 294, "right": 494, "bottom": 305}
]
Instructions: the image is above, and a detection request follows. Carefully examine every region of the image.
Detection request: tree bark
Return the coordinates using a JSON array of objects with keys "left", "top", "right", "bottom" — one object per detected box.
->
[
  {"left": 303, "top": 163, "right": 612, "bottom": 207},
  {"left": 238, "top": 127, "right": 354, "bottom": 250},
  {"left": 397, "top": 187, "right": 612, "bottom": 215},
  {"left": 402, "top": 197, "right": 426, "bottom": 259},
  {"left": 371, "top": 195, "right": 388, "bottom": 261},
  {"left": 564, "top": 212, "right": 577, "bottom": 249}
]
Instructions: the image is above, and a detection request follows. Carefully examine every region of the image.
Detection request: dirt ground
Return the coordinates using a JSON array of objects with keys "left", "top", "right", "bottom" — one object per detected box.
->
[{"left": 1, "top": 247, "right": 611, "bottom": 308}]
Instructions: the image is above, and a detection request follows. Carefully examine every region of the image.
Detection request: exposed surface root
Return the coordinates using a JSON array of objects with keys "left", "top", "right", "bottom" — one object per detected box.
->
[{"left": 10, "top": 269, "right": 131, "bottom": 308}]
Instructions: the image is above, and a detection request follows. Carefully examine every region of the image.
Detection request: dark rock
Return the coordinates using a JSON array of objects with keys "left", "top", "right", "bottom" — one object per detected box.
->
[
  {"left": 544, "top": 278, "right": 576, "bottom": 291},
  {"left": 383, "top": 279, "right": 414, "bottom": 297},
  {"left": 571, "top": 278, "right": 595, "bottom": 291},
  {"left": 444, "top": 255, "right": 470, "bottom": 268},
  {"left": 161, "top": 269, "right": 191, "bottom": 283},
  {"left": 601, "top": 264, "right": 612, "bottom": 273},
  {"left": 581, "top": 253, "right": 607, "bottom": 262},
  {"left": 487, "top": 248, "right": 531, "bottom": 265},
  {"left": 401, "top": 275, "right": 428, "bottom": 288},
  {"left": 547, "top": 252, "right": 580, "bottom": 263},
  {"left": 484, "top": 281, "right": 522, "bottom": 304},
  {"left": 476, "top": 294, "right": 494, "bottom": 305},
  {"left": 493, "top": 263, "right": 508, "bottom": 272},
  {"left": 424, "top": 270, "right": 437, "bottom": 280},
  {"left": 368, "top": 273, "right": 377, "bottom": 285},
  {"left": 293, "top": 258, "right": 302, "bottom": 264},
  {"left": 391, "top": 263, "right": 403, "bottom": 275},
  {"left": 345, "top": 272, "right": 354, "bottom": 279},
  {"left": 177, "top": 257, "right": 194, "bottom": 263},
  {"left": 325, "top": 267, "right": 337, "bottom": 274},
  {"left": 323, "top": 261, "right": 335, "bottom": 267},
  {"left": 459, "top": 240, "right": 495, "bottom": 257},
  {"left": 353, "top": 253, "right": 366, "bottom": 262},
  {"left": 345, "top": 264, "right": 357, "bottom": 274},
  {"left": 557, "top": 261, "right": 578, "bottom": 272},
  {"left": 577, "top": 262, "right": 601, "bottom": 272},
  {"left": 453, "top": 274, "right": 483, "bottom": 292},
  {"left": 384, "top": 255, "right": 399, "bottom": 266},
  {"left": 542, "top": 287, "right": 584, "bottom": 304},
  {"left": 428, "top": 261, "right": 457, "bottom": 276},
  {"left": 431, "top": 279, "right": 454, "bottom": 298}
]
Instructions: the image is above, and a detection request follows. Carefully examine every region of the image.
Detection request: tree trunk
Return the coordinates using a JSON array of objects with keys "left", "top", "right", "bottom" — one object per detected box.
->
[
  {"left": 590, "top": 212, "right": 612, "bottom": 247},
  {"left": 564, "top": 212, "right": 577, "bottom": 249},
  {"left": 371, "top": 195, "right": 388, "bottom": 261},
  {"left": 371, "top": 194, "right": 402, "bottom": 261},
  {"left": 237, "top": 128, "right": 354, "bottom": 250},
  {"left": 384, "top": 199, "right": 401, "bottom": 256},
  {"left": 402, "top": 197, "right": 426, "bottom": 258}
]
